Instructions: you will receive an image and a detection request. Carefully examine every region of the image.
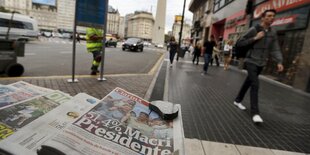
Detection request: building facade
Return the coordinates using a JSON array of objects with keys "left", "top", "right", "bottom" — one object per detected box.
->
[
  {"left": 124, "top": 13, "right": 134, "bottom": 39},
  {"left": 172, "top": 17, "right": 191, "bottom": 44},
  {"left": 189, "top": 0, "right": 209, "bottom": 44},
  {"left": 127, "top": 11, "right": 154, "bottom": 41},
  {"left": 118, "top": 16, "right": 125, "bottom": 39},
  {"left": 1, "top": 1, "right": 122, "bottom": 35},
  {"left": 107, "top": 6, "right": 120, "bottom": 36},
  {"left": 252, "top": 0, "right": 310, "bottom": 92},
  {"left": 188, "top": 0, "right": 310, "bottom": 92}
]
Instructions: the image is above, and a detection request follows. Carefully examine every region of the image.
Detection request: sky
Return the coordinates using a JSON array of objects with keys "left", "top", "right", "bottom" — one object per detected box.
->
[{"left": 109, "top": 0, "right": 193, "bottom": 33}]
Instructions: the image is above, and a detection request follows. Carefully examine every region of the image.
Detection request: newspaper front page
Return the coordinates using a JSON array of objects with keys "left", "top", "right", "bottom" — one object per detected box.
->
[
  {"left": 0, "top": 91, "right": 72, "bottom": 140},
  {"left": 43, "top": 88, "right": 184, "bottom": 155},
  {"left": 0, "top": 88, "right": 184, "bottom": 155},
  {"left": 8, "top": 81, "right": 53, "bottom": 95}
]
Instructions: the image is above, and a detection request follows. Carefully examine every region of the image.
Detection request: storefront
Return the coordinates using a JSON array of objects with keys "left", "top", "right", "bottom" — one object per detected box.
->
[
  {"left": 252, "top": 0, "right": 310, "bottom": 92},
  {"left": 224, "top": 10, "right": 249, "bottom": 42}
]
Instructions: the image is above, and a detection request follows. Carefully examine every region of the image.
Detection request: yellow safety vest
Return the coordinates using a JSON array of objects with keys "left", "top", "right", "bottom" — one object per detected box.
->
[{"left": 86, "top": 28, "right": 103, "bottom": 53}]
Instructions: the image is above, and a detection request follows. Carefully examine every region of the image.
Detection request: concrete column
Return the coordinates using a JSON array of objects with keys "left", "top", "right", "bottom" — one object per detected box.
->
[{"left": 152, "top": 0, "right": 166, "bottom": 45}]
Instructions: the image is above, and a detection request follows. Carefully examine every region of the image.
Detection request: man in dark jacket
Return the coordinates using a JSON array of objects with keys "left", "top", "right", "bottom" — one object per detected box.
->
[{"left": 233, "top": 9, "right": 284, "bottom": 123}]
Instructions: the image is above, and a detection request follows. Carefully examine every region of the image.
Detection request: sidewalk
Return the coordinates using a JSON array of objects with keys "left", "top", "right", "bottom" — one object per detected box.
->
[
  {"left": 150, "top": 52, "right": 310, "bottom": 154},
  {"left": 0, "top": 51, "right": 309, "bottom": 154}
]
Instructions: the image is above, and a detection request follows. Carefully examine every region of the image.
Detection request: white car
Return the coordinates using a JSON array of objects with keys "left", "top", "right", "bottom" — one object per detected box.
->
[{"left": 156, "top": 44, "right": 164, "bottom": 48}]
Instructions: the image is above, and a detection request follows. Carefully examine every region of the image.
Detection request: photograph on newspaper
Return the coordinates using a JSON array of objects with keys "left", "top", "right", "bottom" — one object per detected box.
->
[
  {"left": 8, "top": 81, "right": 53, "bottom": 95},
  {"left": 0, "top": 91, "right": 72, "bottom": 140},
  {"left": 0, "top": 85, "right": 19, "bottom": 97},
  {"left": 0, "top": 93, "right": 100, "bottom": 155},
  {"left": 0, "top": 91, "right": 36, "bottom": 109},
  {"left": 42, "top": 87, "right": 184, "bottom": 155}
]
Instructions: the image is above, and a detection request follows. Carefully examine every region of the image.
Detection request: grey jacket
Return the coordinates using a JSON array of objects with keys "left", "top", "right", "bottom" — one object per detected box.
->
[{"left": 239, "top": 24, "right": 283, "bottom": 66}]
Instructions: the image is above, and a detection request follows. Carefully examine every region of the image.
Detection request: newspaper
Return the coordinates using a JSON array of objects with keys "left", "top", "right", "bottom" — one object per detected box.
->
[
  {"left": 0, "top": 85, "right": 19, "bottom": 97},
  {"left": 8, "top": 81, "right": 53, "bottom": 95},
  {"left": 0, "top": 93, "right": 100, "bottom": 155},
  {"left": 0, "top": 91, "right": 72, "bottom": 140},
  {"left": 0, "top": 88, "right": 184, "bottom": 155}
]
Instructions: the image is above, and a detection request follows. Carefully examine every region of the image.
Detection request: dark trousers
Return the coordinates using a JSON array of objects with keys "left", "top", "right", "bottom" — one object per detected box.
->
[
  {"left": 210, "top": 55, "right": 219, "bottom": 66},
  {"left": 169, "top": 50, "right": 177, "bottom": 64},
  {"left": 91, "top": 51, "right": 101, "bottom": 71},
  {"left": 203, "top": 54, "right": 212, "bottom": 72},
  {"left": 192, "top": 52, "right": 200, "bottom": 64},
  {"left": 235, "top": 62, "right": 263, "bottom": 115}
]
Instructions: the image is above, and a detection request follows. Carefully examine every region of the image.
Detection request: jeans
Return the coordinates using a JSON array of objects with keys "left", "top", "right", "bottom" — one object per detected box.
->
[
  {"left": 235, "top": 62, "right": 263, "bottom": 115},
  {"left": 203, "top": 54, "right": 212, "bottom": 72},
  {"left": 169, "top": 50, "right": 177, "bottom": 64}
]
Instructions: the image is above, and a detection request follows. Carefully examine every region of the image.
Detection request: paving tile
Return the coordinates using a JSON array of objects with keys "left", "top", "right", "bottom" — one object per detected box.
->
[
  {"left": 184, "top": 139, "right": 205, "bottom": 155},
  {"left": 201, "top": 141, "right": 240, "bottom": 155},
  {"left": 236, "top": 145, "right": 275, "bottom": 155}
]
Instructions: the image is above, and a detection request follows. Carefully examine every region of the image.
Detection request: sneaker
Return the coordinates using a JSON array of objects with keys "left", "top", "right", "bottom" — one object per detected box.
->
[
  {"left": 252, "top": 115, "right": 263, "bottom": 123},
  {"left": 201, "top": 71, "right": 206, "bottom": 75},
  {"left": 233, "top": 101, "right": 246, "bottom": 110}
]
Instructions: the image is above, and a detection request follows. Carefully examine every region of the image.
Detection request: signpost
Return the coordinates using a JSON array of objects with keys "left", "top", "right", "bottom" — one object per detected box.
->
[{"left": 68, "top": 0, "right": 108, "bottom": 83}]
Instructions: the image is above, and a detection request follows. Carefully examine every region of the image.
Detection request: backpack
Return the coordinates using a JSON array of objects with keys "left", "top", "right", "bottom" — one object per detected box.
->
[{"left": 235, "top": 25, "right": 261, "bottom": 59}]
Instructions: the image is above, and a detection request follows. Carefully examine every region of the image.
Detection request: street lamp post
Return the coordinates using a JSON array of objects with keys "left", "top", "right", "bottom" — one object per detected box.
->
[{"left": 176, "top": 0, "right": 186, "bottom": 61}]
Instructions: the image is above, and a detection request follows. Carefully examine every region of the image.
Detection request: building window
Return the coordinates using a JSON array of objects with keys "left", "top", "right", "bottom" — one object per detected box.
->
[{"left": 213, "top": 0, "right": 235, "bottom": 13}]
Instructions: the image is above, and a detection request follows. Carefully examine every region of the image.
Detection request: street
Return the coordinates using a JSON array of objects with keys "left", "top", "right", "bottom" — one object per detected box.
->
[{"left": 16, "top": 38, "right": 163, "bottom": 76}]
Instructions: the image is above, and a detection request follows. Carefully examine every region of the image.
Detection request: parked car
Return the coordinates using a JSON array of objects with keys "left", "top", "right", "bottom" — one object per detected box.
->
[
  {"left": 143, "top": 41, "right": 151, "bottom": 47},
  {"left": 105, "top": 38, "right": 117, "bottom": 47},
  {"left": 122, "top": 38, "right": 143, "bottom": 52}
]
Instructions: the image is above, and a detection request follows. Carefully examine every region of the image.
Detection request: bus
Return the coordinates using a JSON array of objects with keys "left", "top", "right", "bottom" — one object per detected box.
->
[{"left": 0, "top": 12, "right": 39, "bottom": 41}]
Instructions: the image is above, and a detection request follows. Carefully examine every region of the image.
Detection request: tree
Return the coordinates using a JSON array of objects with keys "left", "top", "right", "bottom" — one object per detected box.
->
[{"left": 0, "top": 6, "right": 11, "bottom": 13}]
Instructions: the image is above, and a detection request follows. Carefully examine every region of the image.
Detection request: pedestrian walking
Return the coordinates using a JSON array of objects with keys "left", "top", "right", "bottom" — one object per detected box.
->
[
  {"left": 210, "top": 44, "right": 220, "bottom": 66},
  {"left": 76, "top": 32, "right": 81, "bottom": 43},
  {"left": 192, "top": 41, "right": 201, "bottom": 65},
  {"left": 223, "top": 40, "right": 233, "bottom": 70},
  {"left": 169, "top": 37, "right": 178, "bottom": 67},
  {"left": 201, "top": 36, "right": 216, "bottom": 75},
  {"left": 233, "top": 9, "right": 284, "bottom": 123},
  {"left": 86, "top": 27, "right": 104, "bottom": 75}
]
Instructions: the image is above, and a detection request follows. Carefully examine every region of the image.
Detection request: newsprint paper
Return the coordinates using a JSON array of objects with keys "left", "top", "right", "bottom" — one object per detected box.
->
[{"left": 0, "top": 87, "right": 184, "bottom": 155}]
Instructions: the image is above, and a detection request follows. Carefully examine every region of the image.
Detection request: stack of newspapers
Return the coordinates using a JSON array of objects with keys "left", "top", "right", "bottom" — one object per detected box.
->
[{"left": 0, "top": 81, "right": 184, "bottom": 155}]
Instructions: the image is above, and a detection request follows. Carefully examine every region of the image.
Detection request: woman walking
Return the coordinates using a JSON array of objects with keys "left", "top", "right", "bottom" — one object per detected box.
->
[
  {"left": 192, "top": 41, "right": 201, "bottom": 65},
  {"left": 169, "top": 37, "right": 178, "bottom": 67},
  {"left": 223, "top": 40, "right": 233, "bottom": 70}
]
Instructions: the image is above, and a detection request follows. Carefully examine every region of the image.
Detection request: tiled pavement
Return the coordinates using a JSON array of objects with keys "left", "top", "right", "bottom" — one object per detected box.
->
[
  {"left": 1, "top": 51, "right": 309, "bottom": 154},
  {"left": 0, "top": 75, "right": 153, "bottom": 101},
  {"left": 151, "top": 53, "right": 310, "bottom": 154}
]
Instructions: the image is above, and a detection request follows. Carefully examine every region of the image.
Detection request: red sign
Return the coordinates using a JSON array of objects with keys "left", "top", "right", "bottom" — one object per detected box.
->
[
  {"left": 271, "top": 15, "right": 297, "bottom": 26},
  {"left": 254, "top": 0, "right": 310, "bottom": 18}
]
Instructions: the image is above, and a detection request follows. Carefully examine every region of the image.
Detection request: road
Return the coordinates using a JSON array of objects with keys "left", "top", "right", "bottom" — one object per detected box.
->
[{"left": 14, "top": 38, "right": 164, "bottom": 77}]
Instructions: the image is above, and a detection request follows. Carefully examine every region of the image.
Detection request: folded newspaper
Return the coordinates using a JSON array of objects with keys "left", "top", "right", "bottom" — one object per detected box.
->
[{"left": 0, "top": 84, "right": 184, "bottom": 155}]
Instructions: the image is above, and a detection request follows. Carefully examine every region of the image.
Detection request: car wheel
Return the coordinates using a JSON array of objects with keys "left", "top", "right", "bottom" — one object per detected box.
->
[
  {"left": 114, "top": 45, "right": 116, "bottom": 48},
  {"left": 5, "top": 63, "right": 24, "bottom": 77},
  {"left": 122, "top": 48, "right": 125, "bottom": 51},
  {"left": 140, "top": 48, "right": 143, "bottom": 52}
]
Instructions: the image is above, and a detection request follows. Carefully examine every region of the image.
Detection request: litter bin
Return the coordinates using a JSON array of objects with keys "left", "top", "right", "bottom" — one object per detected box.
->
[
  {"left": 178, "top": 47, "right": 186, "bottom": 58},
  {"left": 0, "top": 39, "right": 25, "bottom": 77}
]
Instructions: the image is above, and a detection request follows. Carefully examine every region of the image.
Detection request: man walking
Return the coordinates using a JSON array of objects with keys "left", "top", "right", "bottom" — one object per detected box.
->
[
  {"left": 201, "top": 36, "right": 216, "bottom": 75},
  {"left": 86, "top": 27, "right": 103, "bottom": 75},
  {"left": 233, "top": 9, "right": 284, "bottom": 123}
]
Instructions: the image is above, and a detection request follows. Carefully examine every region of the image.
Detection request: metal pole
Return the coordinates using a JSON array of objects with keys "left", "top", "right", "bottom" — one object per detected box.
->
[
  {"left": 176, "top": 0, "right": 186, "bottom": 61},
  {"left": 68, "top": 0, "right": 78, "bottom": 83},
  {"left": 6, "top": 11, "right": 15, "bottom": 40},
  {"left": 98, "top": 0, "right": 109, "bottom": 81}
]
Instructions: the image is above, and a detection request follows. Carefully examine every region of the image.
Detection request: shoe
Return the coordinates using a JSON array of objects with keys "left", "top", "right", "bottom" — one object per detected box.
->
[
  {"left": 169, "top": 64, "right": 173, "bottom": 68},
  {"left": 233, "top": 101, "right": 246, "bottom": 110},
  {"left": 201, "top": 71, "right": 207, "bottom": 75},
  {"left": 252, "top": 115, "right": 263, "bottom": 123},
  {"left": 90, "top": 71, "right": 97, "bottom": 75}
]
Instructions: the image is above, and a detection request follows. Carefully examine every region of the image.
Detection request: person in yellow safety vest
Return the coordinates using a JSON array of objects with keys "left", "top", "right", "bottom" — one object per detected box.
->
[{"left": 86, "top": 27, "right": 104, "bottom": 75}]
